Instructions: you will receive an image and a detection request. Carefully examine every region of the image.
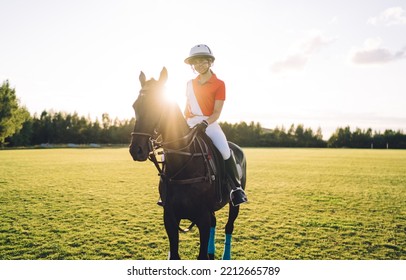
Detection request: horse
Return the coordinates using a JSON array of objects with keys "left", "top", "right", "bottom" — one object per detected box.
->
[{"left": 129, "top": 67, "right": 247, "bottom": 260}]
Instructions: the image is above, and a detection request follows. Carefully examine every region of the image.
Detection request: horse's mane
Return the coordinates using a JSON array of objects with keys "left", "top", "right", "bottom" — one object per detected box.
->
[{"left": 160, "top": 99, "right": 190, "bottom": 142}]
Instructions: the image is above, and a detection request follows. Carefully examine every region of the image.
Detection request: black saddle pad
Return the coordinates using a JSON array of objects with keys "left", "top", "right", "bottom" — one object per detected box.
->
[{"left": 196, "top": 133, "right": 228, "bottom": 202}]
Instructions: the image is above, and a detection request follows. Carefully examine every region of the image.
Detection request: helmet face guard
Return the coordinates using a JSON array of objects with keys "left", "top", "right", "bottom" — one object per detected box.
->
[{"left": 184, "top": 44, "right": 215, "bottom": 64}]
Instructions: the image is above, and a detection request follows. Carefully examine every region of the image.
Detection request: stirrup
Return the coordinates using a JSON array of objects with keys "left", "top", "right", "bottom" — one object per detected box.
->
[
  {"left": 157, "top": 200, "right": 164, "bottom": 207},
  {"left": 230, "top": 188, "right": 248, "bottom": 206}
]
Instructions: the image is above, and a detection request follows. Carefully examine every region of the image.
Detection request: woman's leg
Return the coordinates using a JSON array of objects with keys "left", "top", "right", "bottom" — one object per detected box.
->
[
  {"left": 205, "top": 122, "right": 247, "bottom": 206},
  {"left": 205, "top": 122, "right": 230, "bottom": 159}
]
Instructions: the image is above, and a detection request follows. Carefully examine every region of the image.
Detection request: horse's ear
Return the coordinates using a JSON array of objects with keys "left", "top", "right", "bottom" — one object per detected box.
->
[
  {"left": 159, "top": 67, "right": 168, "bottom": 84},
  {"left": 139, "top": 71, "right": 146, "bottom": 87}
]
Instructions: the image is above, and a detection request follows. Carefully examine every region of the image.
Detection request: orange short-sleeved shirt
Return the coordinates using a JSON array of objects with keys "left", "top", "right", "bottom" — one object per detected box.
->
[{"left": 192, "top": 74, "right": 225, "bottom": 116}]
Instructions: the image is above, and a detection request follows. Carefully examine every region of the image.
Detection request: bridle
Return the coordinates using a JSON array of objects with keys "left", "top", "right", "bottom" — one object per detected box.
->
[
  {"left": 130, "top": 96, "right": 213, "bottom": 185},
  {"left": 130, "top": 88, "right": 199, "bottom": 155},
  {"left": 130, "top": 87, "right": 165, "bottom": 173}
]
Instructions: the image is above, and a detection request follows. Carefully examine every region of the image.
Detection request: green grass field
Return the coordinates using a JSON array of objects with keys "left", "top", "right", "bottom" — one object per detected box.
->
[{"left": 0, "top": 148, "right": 405, "bottom": 260}]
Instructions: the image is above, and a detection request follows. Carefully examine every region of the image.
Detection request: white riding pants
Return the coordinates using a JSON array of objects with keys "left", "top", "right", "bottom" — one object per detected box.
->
[{"left": 187, "top": 116, "right": 231, "bottom": 160}]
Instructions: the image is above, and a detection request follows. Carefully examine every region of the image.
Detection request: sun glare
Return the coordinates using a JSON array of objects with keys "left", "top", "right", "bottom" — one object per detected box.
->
[{"left": 164, "top": 80, "right": 186, "bottom": 110}]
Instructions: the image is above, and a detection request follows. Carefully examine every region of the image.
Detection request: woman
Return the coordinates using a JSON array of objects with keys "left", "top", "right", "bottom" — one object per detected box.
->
[{"left": 184, "top": 44, "right": 247, "bottom": 206}]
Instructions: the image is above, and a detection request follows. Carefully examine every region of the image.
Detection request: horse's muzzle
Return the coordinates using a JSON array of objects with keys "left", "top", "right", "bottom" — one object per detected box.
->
[{"left": 129, "top": 143, "right": 149, "bottom": 161}]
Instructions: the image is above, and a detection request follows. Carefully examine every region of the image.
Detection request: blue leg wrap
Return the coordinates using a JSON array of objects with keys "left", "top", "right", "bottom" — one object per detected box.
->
[
  {"left": 222, "top": 234, "right": 232, "bottom": 260},
  {"left": 208, "top": 227, "right": 216, "bottom": 255}
]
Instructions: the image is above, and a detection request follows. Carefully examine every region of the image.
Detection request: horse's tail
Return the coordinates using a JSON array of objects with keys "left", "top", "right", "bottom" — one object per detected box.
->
[{"left": 178, "top": 222, "right": 195, "bottom": 233}]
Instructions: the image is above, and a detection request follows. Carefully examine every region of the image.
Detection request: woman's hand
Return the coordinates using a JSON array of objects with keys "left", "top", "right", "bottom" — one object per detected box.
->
[{"left": 195, "top": 120, "right": 209, "bottom": 133}]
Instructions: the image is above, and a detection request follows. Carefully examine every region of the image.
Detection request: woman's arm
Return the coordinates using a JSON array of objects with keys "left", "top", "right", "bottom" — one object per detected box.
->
[
  {"left": 184, "top": 103, "right": 190, "bottom": 118},
  {"left": 206, "top": 100, "right": 224, "bottom": 125}
]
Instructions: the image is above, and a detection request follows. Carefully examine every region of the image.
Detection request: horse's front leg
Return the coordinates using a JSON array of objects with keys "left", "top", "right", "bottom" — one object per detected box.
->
[
  {"left": 208, "top": 212, "right": 216, "bottom": 260},
  {"left": 164, "top": 208, "right": 181, "bottom": 260},
  {"left": 197, "top": 211, "right": 212, "bottom": 260}
]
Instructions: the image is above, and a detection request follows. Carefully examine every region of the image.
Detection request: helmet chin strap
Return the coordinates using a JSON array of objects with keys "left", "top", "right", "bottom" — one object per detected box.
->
[
  {"left": 201, "top": 68, "right": 210, "bottom": 75},
  {"left": 200, "top": 62, "right": 213, "bottom": 75},
  {"left": 192, "top": 64, "right": 211, "bottom": 75}
]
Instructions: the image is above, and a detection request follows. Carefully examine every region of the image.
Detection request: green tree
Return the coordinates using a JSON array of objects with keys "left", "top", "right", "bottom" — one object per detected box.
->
[
  {"left": 0, "top": 81, "right": 31, "bottom": 145},
  {"left": 352, "top": 128, "right": 372, "bottom": 148},
  {"left": 6, "top": 118, "right": 33, "bottom": 146},
  {"left": 328, "top": 126, "right": 352, "bottom": 148}
]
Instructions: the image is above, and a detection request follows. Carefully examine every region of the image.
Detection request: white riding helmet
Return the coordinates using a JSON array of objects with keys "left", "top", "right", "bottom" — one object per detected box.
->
[{"left": 184, "top": 44, "right": 215, "bottom": 64}]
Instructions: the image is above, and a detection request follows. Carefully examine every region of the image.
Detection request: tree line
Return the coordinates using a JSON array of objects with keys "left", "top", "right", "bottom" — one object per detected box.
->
[
  {"left": 222, "top": 122, "right": 406, "bottom": 149},
  {"left": 327, "top": 126, "right": 406, "bottom": 149},
  {"left": 4, "top": 110, "right": 406, "bottom": 149},
  {"left": 1, "top": 80, "right": 406, "bottom": 148},
  {"left": 6, "top": 110, "right": 136, "bottom": 146}
]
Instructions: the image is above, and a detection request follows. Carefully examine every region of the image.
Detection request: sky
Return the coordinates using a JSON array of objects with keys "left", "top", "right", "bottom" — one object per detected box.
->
[{"left": 1, "top": 0, "right": 405, "bottom": 139}]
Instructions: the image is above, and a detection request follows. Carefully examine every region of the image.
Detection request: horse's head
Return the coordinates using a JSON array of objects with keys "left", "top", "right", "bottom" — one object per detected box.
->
[{"left": 129, "top": 67, "right": 168, "bottom": 161}]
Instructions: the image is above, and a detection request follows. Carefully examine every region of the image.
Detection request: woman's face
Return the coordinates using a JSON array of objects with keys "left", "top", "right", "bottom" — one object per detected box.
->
[{"left": 191, "top": 58, "right": 211, "bottom": 74}]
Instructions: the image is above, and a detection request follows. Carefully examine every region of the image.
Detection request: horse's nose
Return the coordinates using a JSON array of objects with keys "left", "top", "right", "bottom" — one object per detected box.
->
[
  {"left": 129, "top": 144, "right": 139, "bottom": 160},
  {"left": 136, "top": 146, "right": 144, "bottom": 157},
  {"left": 129, "top": 144, "right": 147, "bottom": 161}
]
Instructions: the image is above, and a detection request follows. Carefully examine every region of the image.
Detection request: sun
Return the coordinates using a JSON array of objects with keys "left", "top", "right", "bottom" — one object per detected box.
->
[{"left": 163, "top": 80, "right": 186, "bottom": 110}]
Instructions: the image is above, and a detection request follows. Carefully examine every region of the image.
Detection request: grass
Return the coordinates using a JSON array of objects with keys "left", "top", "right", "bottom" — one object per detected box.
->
[{"left": 0, "top": 148, "right": 405, "bottom": 260}]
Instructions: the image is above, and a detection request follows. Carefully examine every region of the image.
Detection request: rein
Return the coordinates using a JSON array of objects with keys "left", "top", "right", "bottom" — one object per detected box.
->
[{"left": 132, "top": 128, "right": 213, "bottom": 185}]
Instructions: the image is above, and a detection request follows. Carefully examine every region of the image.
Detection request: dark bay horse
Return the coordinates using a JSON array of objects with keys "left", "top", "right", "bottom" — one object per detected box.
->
[{"left": 129, "top": 67, "right": 247, "bottom": 260}]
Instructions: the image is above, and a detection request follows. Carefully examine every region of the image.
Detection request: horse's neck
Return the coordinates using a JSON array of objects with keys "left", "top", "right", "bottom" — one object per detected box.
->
[
  {"left": 161, "top": 102, "right": 190, "bottom": 144},
  {"left": 161, "top": 103, "right": 204, "bottom": 177}
]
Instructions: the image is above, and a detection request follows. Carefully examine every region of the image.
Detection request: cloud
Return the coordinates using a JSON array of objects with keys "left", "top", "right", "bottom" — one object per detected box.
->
[
  {"left": 271, "top": 54, "right": 308, "bottom": 73},
  {"left": 368, "top": 6, "right": 406, "bottom": 26},
  {"left": 350, "top": 38, "right": 406, "bottom": 64},
  {"left": 271, "top": 32, "right": 336, "bottom": 73},
  {"left": 352, "top": 48, "right": 396, "bottom": 64},
  {"left": 301, "top": 33, "right": 336, "bottom": 55}
]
